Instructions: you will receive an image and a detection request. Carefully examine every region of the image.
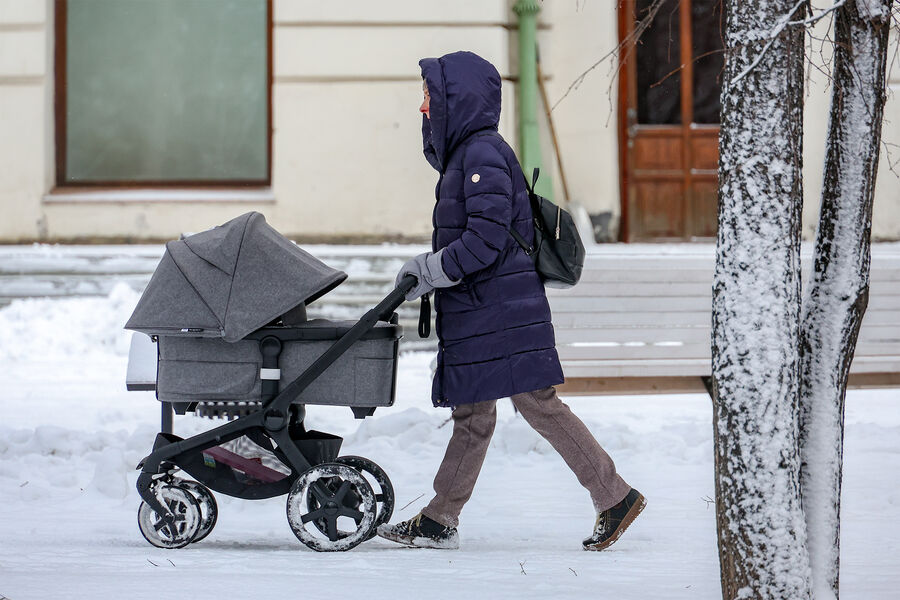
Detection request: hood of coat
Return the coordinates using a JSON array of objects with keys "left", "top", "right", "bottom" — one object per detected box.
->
[{"left": 419, "top": 51, "right": 501, "bottom": 172}]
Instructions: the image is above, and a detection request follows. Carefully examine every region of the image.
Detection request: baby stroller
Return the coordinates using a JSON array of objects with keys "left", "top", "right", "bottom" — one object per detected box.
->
[{"left": 124, "top": 212, "right": 416, "bottom": 552}]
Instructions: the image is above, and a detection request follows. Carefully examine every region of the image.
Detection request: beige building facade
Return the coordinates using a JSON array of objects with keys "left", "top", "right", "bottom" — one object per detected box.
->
[{"left": 1, "top": 0, "right": 898, "bottom": 243}]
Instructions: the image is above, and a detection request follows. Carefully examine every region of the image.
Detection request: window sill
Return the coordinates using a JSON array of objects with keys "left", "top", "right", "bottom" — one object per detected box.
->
[{"left": 42, "top": 187, "right": 276, "bottom": 204}]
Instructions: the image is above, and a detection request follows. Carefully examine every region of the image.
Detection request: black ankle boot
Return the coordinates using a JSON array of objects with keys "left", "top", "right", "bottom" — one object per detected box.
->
[{"left": 583, "top": 488, "right": 646, "bottom": 551}]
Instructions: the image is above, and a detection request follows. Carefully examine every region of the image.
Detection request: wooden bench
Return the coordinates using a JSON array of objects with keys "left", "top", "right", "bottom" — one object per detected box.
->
[{"left": 548, "top": 244, "right": 900, "bottom": 396}]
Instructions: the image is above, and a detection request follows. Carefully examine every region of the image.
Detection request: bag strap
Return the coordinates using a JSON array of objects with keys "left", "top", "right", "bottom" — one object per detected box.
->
[
  {"left": 523, "top": 167, "right": 539, "bottom": 196},
  {"left": 522, "top": 168, "right": 543, "bottom": 223},
  {"left": 418, "top": 293, "right": 431, "bottom": 338},
  {"left": 509, "top": 227, "right": 535, "bottom": 256}
]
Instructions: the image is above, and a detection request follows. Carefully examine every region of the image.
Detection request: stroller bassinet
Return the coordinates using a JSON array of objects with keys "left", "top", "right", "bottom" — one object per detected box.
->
[
  {"left": 154, "top": 320, "right": 399, "bottom": 415},
  {"left": 125, "top": 212, "right": 415, "bottom": 552}
]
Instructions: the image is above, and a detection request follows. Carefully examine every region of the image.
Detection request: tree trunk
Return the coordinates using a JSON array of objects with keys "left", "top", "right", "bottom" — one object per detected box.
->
[
  {"left": 798, "top": 2, "right": 891, "bottom": 599},
  {"left": 712, "top": 1, "right": 810, "bottom": 598}
]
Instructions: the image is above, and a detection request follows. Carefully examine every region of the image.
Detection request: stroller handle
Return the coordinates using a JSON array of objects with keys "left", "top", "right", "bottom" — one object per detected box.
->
[
  {"left": 395, "top": 274, "right": 418, "bottom": 297},
  {"left": 374, "top": 274, "right": 418, "bottom": 320},
  {"left": 259, "top": 274, "right": 418, "bottom": 414}
]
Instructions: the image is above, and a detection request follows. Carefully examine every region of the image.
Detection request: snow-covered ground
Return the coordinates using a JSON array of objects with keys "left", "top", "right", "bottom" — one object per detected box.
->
[{"left": 0, "top": 286, "right": 898, "bottom": 599}]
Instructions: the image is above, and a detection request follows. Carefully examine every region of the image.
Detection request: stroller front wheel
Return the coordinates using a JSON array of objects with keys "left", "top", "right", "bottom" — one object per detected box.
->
[
  {"left": 177, "top": 480, "right": 218, "bottom": 544},
  {"left": 286, "top": 463, "right": 377, "bottom": 552},
  {"left": 137, "top": 484, "right": 202, "bottom": 549}
]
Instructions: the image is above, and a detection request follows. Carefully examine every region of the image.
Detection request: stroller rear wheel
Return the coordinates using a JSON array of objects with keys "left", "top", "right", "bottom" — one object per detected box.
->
[
  {"left": 286, "top": 463, "right": 377, "bottom": 552},
  {"left": 178, "top": 480, "right": 218, "bottom": 544},
  {"left": 137, "top": 484, "right": 202, "bottom": 549}
]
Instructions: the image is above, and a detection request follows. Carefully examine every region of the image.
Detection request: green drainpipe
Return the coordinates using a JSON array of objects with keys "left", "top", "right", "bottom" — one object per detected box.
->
[{"left": 513, "top": 0, "right": 552, "bottom": 200}]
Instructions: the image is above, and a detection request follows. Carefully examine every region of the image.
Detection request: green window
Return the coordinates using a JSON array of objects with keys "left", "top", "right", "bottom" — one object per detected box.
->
[{"left": 58, "top": 0, "right": 270, "bottom": 185}]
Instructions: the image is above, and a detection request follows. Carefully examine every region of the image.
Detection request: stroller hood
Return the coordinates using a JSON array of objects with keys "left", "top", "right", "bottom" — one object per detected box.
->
[{"left": 125, "top": 212, "right": 347, "bottom": 342}]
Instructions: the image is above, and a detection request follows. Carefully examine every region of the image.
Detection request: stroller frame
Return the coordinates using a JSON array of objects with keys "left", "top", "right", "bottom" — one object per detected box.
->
[{"left": 135, "top": 275, "right": 417, "bottom": 550}]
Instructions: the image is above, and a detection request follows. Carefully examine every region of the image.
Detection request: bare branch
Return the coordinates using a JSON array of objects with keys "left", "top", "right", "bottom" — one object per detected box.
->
[
  {"left": 734, "top": 1, "right": 856, "bottom": 85},
  {"left": 732, "top": 0, "right": 808, "bottom": 84},
  {"left": 881, "top": 140, "right": 900, "bottom": 177},
  {"left": 649, "top": 49, "right": 726, "bottom": 90},
  {"left": 398, "top": 493, "right": 425, "bottom": 511},
  {"left": 787, "top": 0, "right": 846, "bottom": 28},
  {"left": 551, "top": 0, "right": 668, "bottom": 112}
]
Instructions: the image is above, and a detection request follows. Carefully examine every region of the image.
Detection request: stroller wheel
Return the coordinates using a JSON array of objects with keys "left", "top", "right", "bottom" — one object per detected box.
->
[
  {"left": 286, "top": 463, "right": 377, "bottom": 552},
  {"left": 333, "top": 456, "right": 394, "bottom": 539},
  {"left": 177, "top": 480, "right": 218, "bottom": 544},
  {"left": 137, "top": 484, "right": 202, "bottom": 549}
]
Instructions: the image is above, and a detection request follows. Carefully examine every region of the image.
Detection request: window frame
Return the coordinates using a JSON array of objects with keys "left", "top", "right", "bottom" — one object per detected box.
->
[{"left": 53, "top": 0, "right": 273, "bottom": 189}]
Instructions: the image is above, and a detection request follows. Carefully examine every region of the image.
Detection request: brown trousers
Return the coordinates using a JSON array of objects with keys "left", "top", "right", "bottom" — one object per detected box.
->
[{"left": 420, "top": 386, "right": 631, "bottom": 528}]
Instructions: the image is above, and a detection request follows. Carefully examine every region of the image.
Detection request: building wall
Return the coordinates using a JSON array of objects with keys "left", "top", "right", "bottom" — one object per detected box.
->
[
  {"left": 0, "top": 0, "right": 49, "bottom": 241},
  {"left": 876, "top": 28, "right": 900, "bottom": 241},
  {"left": 268, "top": 0, "right": 516, "bottom": 241},
  {"left": 0, "top": 1, "right": 899, "bottom": 243},
  {"left": 0, "top": 0, "right": 516, "bottom": 243},
  {"left": 802, "top": 14, "right": 900, "bottom": 241}
]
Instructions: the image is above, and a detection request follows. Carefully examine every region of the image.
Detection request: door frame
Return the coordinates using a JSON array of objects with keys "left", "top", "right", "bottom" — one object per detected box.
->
[{"left": 616, "top": 0, "right": 720, "bottom": 242}]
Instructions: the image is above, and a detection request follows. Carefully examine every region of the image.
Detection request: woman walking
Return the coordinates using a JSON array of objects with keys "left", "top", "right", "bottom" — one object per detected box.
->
[{"left": 377, "top": 51, "right": 644, "bottom": 551}]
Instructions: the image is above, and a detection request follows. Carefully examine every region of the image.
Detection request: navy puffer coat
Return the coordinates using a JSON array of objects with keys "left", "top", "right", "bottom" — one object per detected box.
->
[{"left": 420, "top": 51, "right": 564, "bottom": 407}]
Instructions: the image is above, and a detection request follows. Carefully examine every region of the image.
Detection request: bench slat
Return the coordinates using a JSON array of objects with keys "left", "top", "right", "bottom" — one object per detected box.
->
[
  {"left": 559, "top": 355, "right": 900, "bottom": 378},
  {"left": 558, "top": 372, "right": 900, "bottom": 395},
  {"left": 549, "top": 296, "right": 712, "bottom": 312},
  {"left": 550, "top": 309, "right": 900, "bottom": 328},
  {"left": 551, "top": 311, "right": 711, "bottom": 327},
  {"left": 550, "top": 280, "right": 900, "bottom": 297},
  {"left": 548, "top": 294, "right": 900, "bottom": 312},
  {"left": 575, "top": 269, "right": 715, "bottom": 284},
  {"left": 558, "top": 344, "right": 711, "bottom": 360},
  {"left": 554, "top": 325, "right": 900, "bottom": 345},
  {"left": 574, "top": 268, "right": 900, "bottom": 284},
  {"left": 556, "top": 327, "right": 710, "bottom": 344},
  {"left": 557, "top": 341, "right": 900, "bottom": 361},
  {"left": 561, "top": 359, "right": 711, "bottom": 378}
]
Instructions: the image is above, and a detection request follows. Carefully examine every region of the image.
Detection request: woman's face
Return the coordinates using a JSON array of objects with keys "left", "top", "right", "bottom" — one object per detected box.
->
[{"left": 420, "top": 81, "right": 430, "bottom": 119}]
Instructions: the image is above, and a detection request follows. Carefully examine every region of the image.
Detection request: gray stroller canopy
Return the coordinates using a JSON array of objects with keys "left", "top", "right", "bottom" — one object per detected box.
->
[{"left": 125, "top": 212, "right": 347, "bottom": 342}]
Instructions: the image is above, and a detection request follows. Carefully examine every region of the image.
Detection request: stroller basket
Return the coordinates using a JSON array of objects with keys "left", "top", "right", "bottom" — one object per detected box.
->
[{"left": 155, "top": 429, "right": 344, "bottom": 501}]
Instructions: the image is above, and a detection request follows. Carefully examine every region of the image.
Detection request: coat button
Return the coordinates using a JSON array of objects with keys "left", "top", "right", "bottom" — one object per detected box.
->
[{"left": 471, "top": 173, "right": 481, "bottom": 183}]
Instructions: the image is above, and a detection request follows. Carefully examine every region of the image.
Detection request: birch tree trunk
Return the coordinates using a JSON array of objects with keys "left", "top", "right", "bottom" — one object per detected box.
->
[
  {"left": 799, "top": 2, "right": 892, "bottom": 598},
  {"left": 712, "top": 1, "right": 810, "bottom": 597}
]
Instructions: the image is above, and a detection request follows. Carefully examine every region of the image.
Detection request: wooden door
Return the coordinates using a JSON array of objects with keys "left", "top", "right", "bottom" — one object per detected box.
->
[{"left": 618, "top": 0, "right": 724, "bottom": 242}]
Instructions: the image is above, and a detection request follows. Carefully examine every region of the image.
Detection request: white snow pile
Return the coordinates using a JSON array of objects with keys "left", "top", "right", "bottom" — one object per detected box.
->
[
  {"left": 0, "top": 288, "right": 898, "bottom": 599},
  {"left": 0, "top": 282, "right": 139, "bottom": 362}
]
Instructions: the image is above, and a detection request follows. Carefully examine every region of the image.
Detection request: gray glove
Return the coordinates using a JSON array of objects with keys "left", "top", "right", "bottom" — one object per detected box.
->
[{"left": 395, "top": 248, "right": 460, "bottom": 301}]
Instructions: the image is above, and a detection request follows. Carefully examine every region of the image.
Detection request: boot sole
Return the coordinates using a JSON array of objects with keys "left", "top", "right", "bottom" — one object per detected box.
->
[
  {"left": 376, "top": 526, "right": 460, "bottom": 550},
  {"left": 583, "top": 494, "right": 647, "bottom": 552}
]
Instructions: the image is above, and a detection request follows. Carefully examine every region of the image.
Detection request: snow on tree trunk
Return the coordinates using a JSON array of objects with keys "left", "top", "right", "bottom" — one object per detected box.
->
[
  {"left": 798, "top": 2, "right": 891, "bottom": 599},
  {"left": 712, "top": 1, "right": 810, "bottom": 598}
]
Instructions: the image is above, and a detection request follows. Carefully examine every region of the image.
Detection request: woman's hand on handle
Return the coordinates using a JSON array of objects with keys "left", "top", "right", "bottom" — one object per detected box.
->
[{"left": 395, "top": 248, "right": 460, "bottom": 301}]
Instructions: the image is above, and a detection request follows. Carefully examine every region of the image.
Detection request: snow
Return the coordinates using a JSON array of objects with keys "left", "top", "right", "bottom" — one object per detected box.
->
[
  {"left": 856, "top": 0, "right": 890, "bottom": 22},
  {"left": 1, "top": 287, "right": 899, "bottom": 599}
]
